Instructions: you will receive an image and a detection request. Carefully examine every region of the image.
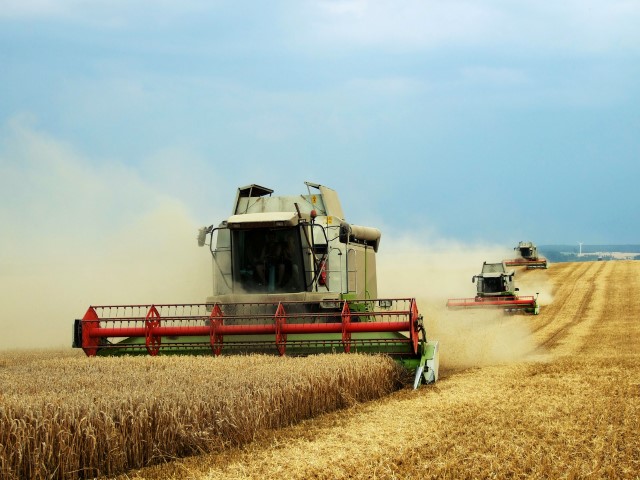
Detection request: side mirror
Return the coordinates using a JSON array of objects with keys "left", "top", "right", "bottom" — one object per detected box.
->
[{"left": 197, "top": 226, "right": 211, "bottom": 247}]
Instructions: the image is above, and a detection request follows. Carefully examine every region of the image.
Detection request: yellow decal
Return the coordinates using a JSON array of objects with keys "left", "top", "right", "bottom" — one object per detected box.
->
[
  {"left": 312, "top": 195, "right": 317, "bottom": 204},
  {"left": 327, "top": 216, "right": 332, "bottom": 224}
]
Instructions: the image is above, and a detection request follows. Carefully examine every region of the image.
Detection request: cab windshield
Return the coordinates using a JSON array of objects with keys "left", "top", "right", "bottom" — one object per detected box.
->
[{"left": 231, "top": 227, "right": 305, "bottom": 293}]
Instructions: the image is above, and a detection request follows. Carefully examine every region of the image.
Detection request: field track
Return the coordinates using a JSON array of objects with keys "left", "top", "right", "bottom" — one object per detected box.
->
[{"left": 122, "top": 261, "right": 640, "bottom": 479}]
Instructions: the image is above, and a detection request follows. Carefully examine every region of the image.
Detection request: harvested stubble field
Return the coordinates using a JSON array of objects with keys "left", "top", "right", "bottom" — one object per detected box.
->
[{"left": 2, "top": 261, "right": 640, "bottom": 479}]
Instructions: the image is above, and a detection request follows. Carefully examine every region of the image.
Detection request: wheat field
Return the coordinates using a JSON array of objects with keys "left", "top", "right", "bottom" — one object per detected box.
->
[
  {"left": 2, "top": 260, "right": 639, "bottom": 479},
  {"left": 0, "top": 352, "right": 406, "bottom": 479}
]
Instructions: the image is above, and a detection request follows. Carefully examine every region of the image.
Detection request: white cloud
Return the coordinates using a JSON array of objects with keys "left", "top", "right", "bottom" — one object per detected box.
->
[
  {"left": 307, "top": 0, "right": 640, "bottom": 54},
  {"left": 310, "top": 0, "right": 502, "bottom": 50},
  {"left": 0, "top": 0, "right": 63, "bottom": 18},
  {"left": 4, "top": 0, "right": 639, "bottom": 54},
  {"left": 0, "top": 0, "right": 216, "bottom": 27}
]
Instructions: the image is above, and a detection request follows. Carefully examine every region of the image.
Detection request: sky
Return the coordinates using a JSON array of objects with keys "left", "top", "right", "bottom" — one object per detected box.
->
[{"left": 0, "top": 1, "right": 639, "bottom": 349}]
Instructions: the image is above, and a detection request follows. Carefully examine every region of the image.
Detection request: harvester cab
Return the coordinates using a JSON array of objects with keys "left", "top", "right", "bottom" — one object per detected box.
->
[
  {"left": 198, "top": 182, "right": 381, "bottom": 304},
  {"left": 505, "top": 241, "right": 549, "bottom": 269},
  {"left": 472, "top": 262, "right": 517, "bottom": 298},
  {"left": 517, "top": 241, "right": 537, "bottom": 261},
  {"left": 73, "top": 182, "right": 439, "bottom": 388},
  {"left": 447, "top": 261, "right": 539, "bottom": 315}
]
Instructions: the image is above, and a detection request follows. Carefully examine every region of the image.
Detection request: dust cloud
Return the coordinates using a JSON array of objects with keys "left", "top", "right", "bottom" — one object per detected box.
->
[
  {"left": 377, "top": 235, "right": 545, "bottom": 371},
  {"left": 0, "top": 118, "right": 217, "bottom": 350},
  {"left": 0, "top": 118, "right": 553, "bottom": 359},
  {"left": 516, "top": 268, "right": 554, "bottom": 306}
]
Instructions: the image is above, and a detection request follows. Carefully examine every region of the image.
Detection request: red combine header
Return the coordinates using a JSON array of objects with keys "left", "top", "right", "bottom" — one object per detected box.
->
[{"left": 75, "top": 299, "right": 424, "bottom": 358}]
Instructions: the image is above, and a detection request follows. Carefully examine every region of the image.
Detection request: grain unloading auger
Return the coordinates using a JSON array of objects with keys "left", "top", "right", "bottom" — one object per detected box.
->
[
  {"left": 446, "top": 261, "right": 539, "bottom": 315},
  {"left": 504, "top": 241, "right": 548, "bottom": 269},
  {"left": 73, "top": 182, "right": 439, "bottom": 388}
]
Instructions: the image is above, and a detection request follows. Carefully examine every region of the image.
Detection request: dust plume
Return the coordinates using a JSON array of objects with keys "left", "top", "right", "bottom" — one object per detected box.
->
[
  {"left": 0, "top": 117, "right": 218, "bottom": 350},
  {"left": 516, "top": 267, "right": 554, "bottom": 306},
  {"left": 377, "top": 234, "right": 543, "bottom": 371}
]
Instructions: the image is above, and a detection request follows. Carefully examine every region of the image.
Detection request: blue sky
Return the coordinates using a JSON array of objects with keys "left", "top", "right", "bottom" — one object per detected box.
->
[
  {"left": 2, "top": 0, "right": 639, "bottom": 244},
  {"left": 1, "top": 1, "right": 639, "bottom": 348}
]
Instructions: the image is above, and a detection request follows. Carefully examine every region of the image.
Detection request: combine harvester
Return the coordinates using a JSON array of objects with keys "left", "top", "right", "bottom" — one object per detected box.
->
[
  {"left": 447, "top": 261, "right": 539, "bottom": 315},
  {"left": 505, "top": 241, "right": 548, "bottom": 269},
  {"left": 72, "top": 182, "right": 439, "bottom": 388}
]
